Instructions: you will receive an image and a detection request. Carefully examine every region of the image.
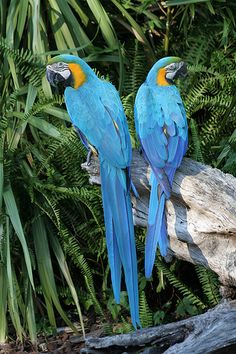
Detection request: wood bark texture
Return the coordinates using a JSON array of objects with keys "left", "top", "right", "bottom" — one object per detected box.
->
[
  {"left": 81, "top": 300, "right": 236, "bottom": 354},
  {"left": 81, "top": 150, "right": 236, "bottom": 287}
]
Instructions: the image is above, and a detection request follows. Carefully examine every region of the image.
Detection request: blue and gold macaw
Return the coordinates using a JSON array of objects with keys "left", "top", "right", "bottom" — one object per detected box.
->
[
  {"left": 134, "top": 57, "right": 188, "bottom": 278},
  {"left": 46, "top": 55, "right": 140, "bottom": 328}
]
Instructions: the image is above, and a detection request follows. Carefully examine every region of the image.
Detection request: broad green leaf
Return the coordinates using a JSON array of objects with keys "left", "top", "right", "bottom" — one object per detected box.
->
[
  {"left": 48, "top": 0, "right": 77, "bottom": 53},
  {"left": 44, "top": 295, "right": 56, "bottom": 329},
  {"left": 69, "top": 0, "right": 89, "bottom": 26},
  {"left": 7, "top": 57, "right": 19, "bottom": 89},
  {"left": 6, "top": 0, "right": 18, "bottom": 46},
  {"left": 3, "top": 185, "right": 34, "bottom": 289},
  {"left": 86, "top": 0, "right": 117, "bottom": 49},
  {"left": 25, "top": 85, "right": 38, "bottom": 113},
  {"left": 28, "top": 117, "right": 61, "bottom": 138},
  {"left": 206, "top": 1, "right": 215, "bottom": 14},
  {"left": 111, "top": 0, "right": 154, "bottom": 59},
  {"left": 44, "top": 107, "right": 70, "bottom": 122},
  {"left": 31, "top": 0, "right": 45, "bottom": 54},
  {"left": 25, "top": 282, "right": 37, "bottom": 344},
  {"left": 143, "top": 10, "right": 163, "bottom": 29},
  {"left": 56, "top": 0, "right": 93, "bottom": 55},
  {"left": 85, "top": 53, "right": 123, "bottom": 63},
  {"left": 16, "top": 0, "right": 28, "bottom": 47}
]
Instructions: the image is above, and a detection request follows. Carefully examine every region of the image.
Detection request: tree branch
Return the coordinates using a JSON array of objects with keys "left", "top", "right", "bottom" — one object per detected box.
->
[
  {"left": 81, "top": 300, "right": 236, "bottom": 354},
  {"left": 81, "top": 150, "right": 236, "bottom": 287}
]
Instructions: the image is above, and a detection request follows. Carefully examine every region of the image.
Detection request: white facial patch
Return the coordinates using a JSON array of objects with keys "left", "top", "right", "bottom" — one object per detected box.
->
[
  {"left": 46, "top": 64, "right": 71, "bottom": 80},
  {"left": 60, "top": 69, "right": 71, "bottom": 80}
]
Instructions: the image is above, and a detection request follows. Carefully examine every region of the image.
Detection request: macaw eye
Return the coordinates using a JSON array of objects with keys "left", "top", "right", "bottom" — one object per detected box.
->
[
  {"left": 58, "top": 62, "right": 64, "bottom": 68},
  {"left": 167, "top": 63, "right": 176, "bottom": 70}
]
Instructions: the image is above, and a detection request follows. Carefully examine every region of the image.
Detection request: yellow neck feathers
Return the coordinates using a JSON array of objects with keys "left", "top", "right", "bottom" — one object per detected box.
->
[
  {"left": 68, "top": 63, "right": 86, "bottom": 89},
  {"left": 156, "top": 68, "right": 170, "bottom": 86}
]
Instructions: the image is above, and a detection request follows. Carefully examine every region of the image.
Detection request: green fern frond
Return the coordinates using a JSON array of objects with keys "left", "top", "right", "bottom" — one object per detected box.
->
[
  {"left": 122, "top": 40, "right": 148, "bottom": 144},
  {"left": 156, "top": 258, "right": 207, "bottom": 311},
  {"left": 119, "top": 317, "right": 134, "bottom": 333},
  {"left": 22, "top": 95, "right": 65, "bottom": 123},
  {"left": 184, "top": 34, "right": 215, "bottom": 65},
  {"left": 0, "top": 38, "right": 44, "bottom": 86},
  {"left": 139, "top": 291, "right": 153, "bottom": 328},
  {"left": 124, "top": 40, "right": 148, "bottom": 96},
  {"left": 189, "top": 118, "right": 204, "bottom": 162},
  {"left": 195, "top": 265, "right": 221, "bottom": 307}
]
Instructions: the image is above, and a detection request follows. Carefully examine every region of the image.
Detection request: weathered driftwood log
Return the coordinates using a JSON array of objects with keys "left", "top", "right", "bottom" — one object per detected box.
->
[
  {"left": 81, "top": 150, "right": 236, "bottom": 286},
  {"left": 81, "top": 300, "right": 236, "bottom": 354}
]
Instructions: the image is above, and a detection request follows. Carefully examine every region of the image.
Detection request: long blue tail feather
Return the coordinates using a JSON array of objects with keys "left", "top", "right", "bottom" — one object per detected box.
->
[
  {"left": 145, "top": 173, "right": 168, "bottom": 278},
  {"left": 100, "top": 157, "right": 140, "bottom": 328}
]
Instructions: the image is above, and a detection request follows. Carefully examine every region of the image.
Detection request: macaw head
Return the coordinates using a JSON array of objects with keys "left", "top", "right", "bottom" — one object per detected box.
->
[
  {"left": 147, "top": 56, "right": 187, "bottom": 86},
  {"left": 46, "top": 54, "right": 96, "bottom": 90}
]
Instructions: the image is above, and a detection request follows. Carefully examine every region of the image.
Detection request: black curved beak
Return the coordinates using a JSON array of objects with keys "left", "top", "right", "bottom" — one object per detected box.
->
[
  {"left": 46, "top": 66, "right": 66, "bottom": 87},
  {"left": 174, "top": 61, "right": 187, "bottom": 79},
  {"left": 166, "top": 61, "right": 187, "bottom": 82}
]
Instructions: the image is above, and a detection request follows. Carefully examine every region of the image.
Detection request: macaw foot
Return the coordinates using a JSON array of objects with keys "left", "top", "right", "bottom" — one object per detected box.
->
[
  {"left": 86, "top": 144, "right": 98, "bottom": 166},
  {"left": 86, "top": 149, "right": 93, "bottom": 166}
]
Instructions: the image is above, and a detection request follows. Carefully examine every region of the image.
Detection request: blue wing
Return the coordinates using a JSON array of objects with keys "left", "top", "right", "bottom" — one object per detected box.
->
[
  {"left": 65, "top": 81, "right": 131, "bottom": 169},
  {"left": 135, "top": 84, "right": 188, "bottom": 194},
  {"left": 73, "top": 126, "right": 90, "bottom": 150}
]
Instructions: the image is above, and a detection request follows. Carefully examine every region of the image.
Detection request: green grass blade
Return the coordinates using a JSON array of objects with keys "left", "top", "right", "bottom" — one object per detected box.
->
[
  {"left": 68, "top": 0, "right": 89, "bottom": 26},
  {"left": 44, "top": 295, "right": 57, "bottom": 328},
  {"left": 6, "top": 218, "right": 23, "bottom": 341},
  {"left": 56, "top": 0, "right": 93, "bottom": 55},
  {"left": 9, "top": 85, "right": 38, "bottom": 151},
  {"left": 31, "top": 0, "right": 45, "bottom": 54},
  {"left": 16, "top": 0, "right": 28, "bottom": 47},
  {"left": 3, "top": 185, "right": 34, "bottom": 289},
  {"left": 49, "top": 229, "right": 85, "bottom": 337},
  {"left": 25, "top": 284, "right": 37, "bottom": 344},
  {"left": 48, "top": 0, "right": 77, "bottom": 52},
  {"left": 32, "top": 215, "right": 77, "bottom": 332},
  {"left": 0, "top": 262, "right": 7, "bottom": 343},
  {"left": 86, "top": 0, "right": 117, "bottom": 49},
  {"left": 28, "top": 117, "right": 61, "bottom": 139},
  {"left": 43, "top": 107, "right": 70, "bottom": 122},
  {"left": 110, "top": 0, "right": 154, "bottom": 59}
]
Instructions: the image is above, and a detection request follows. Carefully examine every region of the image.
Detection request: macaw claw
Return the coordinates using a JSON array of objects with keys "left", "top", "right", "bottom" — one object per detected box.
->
[
  {"left": 86, "top": 145, "right": 98, "bottom": 165},
  {"left": 86, "top": 149, "right": 93, "bottom": 166}
]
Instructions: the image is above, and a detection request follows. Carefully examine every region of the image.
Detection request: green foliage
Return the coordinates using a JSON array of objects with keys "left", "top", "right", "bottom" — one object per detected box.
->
[
  {"left": 139, "top": 291, "right": 153, "bottom": 328},
  {"left": 156, "top": 258, "right": 207, "bottom": 311},
  {"left": 195, "top": 265, "right": 221, "bottom": 307},
  {"left": 182, "top": 54, "right": 236, "bottom": 174},
  {"left": 122, "top": 40, "right": 149, "bottom": 146},
  {"left": 176, "top": 297, "right": 198, "bottom": 318}
]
